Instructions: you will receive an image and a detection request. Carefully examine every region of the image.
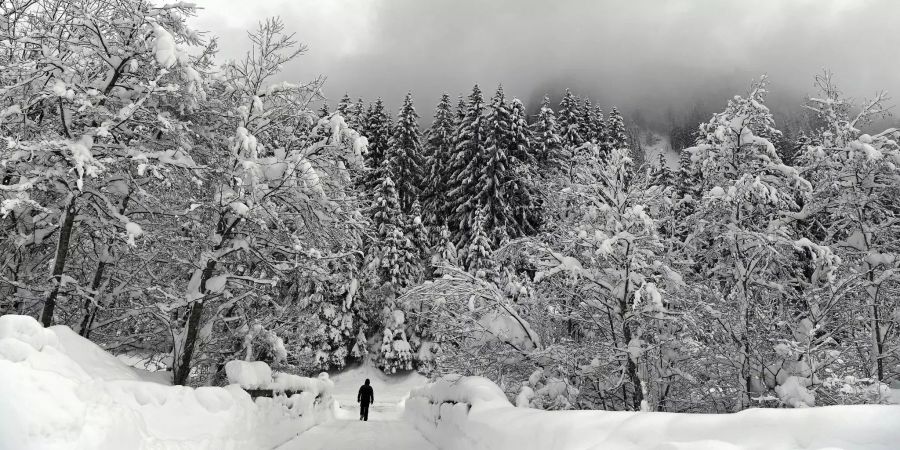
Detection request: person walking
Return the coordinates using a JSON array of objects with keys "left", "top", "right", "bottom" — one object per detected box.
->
[{"left": 357, "top": 378, "right": 374, "bottom": 421}]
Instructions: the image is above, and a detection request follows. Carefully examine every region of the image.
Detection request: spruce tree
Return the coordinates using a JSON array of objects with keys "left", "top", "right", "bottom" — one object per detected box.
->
[
  {"left": 423, "top": 93, "right": 456, "bottom": 226},
  {"left": 464, "top": 208, "right": 496, "bottom": 277},
  {"left": 648, "top": 154, "right": 674, "bottom": 190},
  {"left": 508, "top": 98, "right": 534, "bottom": 165},
  {"left": 405, "top": 199, "right": 431, "bottom": 272},
  {"left": 531, "top": 95, "right": 564, "bottom": 168},
  {"left": 319, "top": 101, "right": 330, "bottom": 117},
  {"left": 351, "top": 98, "right": 367, "bottom": 131},
  {"left": 371, "top": 176, "right": 420, "bottom": 291},
  {"left": 363, "top": 99, "right": 393, "bottom": 189},
  {"left": 580, "top": 97, "right": 598, "bottom": 143},
  {"left": 592, "top": 105, "right": 607, "bottom": 145},
  {"left": 446, "top": 85, "right": 487, "bottom": 243},
  {"left": 606, "top": 107, "right": 629, "bottom": 150},
  {"left": 337, "top": 93, "right": 353, "bottom": 119},
  {"left": 557, "top": 89, "right": 584, "bottom": 149},
  {"left": 456, "top": 95, "right": 467, "bottom": 123},
  {"left": 476, "top": 85, "right": 514, "bottom": 245},
  {"left": 385, "top": 92, "right": 424, "bottom": 212},
  {"left": 508, "top": 98, "right": 542, "bottom": 235}
]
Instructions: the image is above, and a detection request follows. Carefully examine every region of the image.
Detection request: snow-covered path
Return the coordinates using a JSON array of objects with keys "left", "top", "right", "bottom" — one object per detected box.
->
[
  {"left": 276, "top": 417, "right": 436, "bottom": 450},
  {"left": 276, "top": 362, "right": 436, "bottom": 449}
]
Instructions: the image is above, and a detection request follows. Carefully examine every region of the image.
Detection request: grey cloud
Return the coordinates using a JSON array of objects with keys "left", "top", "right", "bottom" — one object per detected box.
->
[{"left": 193, "top": 0, "right": 899, "bottom": 130}]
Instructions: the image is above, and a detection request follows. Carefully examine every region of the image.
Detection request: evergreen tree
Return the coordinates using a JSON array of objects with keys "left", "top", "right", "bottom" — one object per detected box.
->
[
  {"left": 508, "top": 98, "right": 542, "bottom": 235},
  {"left": 508, "top": 98, "right": 535, "bottom": 165},
  {"left": 607, "top": 107, "right": 629, "bottom": 148},
  {"left": 351, "top": 98, "right": 367, "bottom": 131},
  {"left": 319, "top": 101, "right": 330, "bottom": 117},
  {"left": 446, "top": 85, "right": 488, "bottom": 243},
  {"left": 385, "top": 92, "right": 424, "bottom": 212},
  {"left": 405, "top": 199, "right": 431, "bottom": 273},
  {"left": 337, "top": 93, "right": 353, "bottom": 119},
  {"left": 455, "top": 95, "right": 467, "bottom": 123},
  {"left": 531, "top": 95, "right": 564, "bottom": 168},
  {"left": 557, "top": 89, "right": 584, "bottom": 148},
  {"left": 648, "top": 154, "right": 675, "bottom": 191},
  {"left": 474, "top": 85, "right": 515, "bottom": 245},
  {"left": 423, "top": 93, "right": 456, "bottom": 226},
  {"left": 580, "top": 97, "right": 598, "bottom": 143},
  {"left": 464, "top": 208, "right": 496, "bottom": 277},
  {"left": 363, "top": 99, "right": 393, "bottom": 188},
  {"left": 592, "top": 105, "right": 607, "bottom": 145}
]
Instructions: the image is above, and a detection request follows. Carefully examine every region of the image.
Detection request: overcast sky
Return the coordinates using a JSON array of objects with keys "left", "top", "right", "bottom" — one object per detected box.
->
[{"left": 190, "top": 0, "right": 899, "bottom": 128}]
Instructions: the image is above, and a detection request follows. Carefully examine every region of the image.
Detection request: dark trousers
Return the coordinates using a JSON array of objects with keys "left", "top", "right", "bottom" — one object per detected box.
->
[{"left": 360, "top": 402, "right": 370, "bottom": 421}]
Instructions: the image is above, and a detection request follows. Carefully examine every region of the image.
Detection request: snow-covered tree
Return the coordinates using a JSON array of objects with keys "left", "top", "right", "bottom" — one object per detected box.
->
[
  {"left": 531, "top": 95, "right": 564, "bottom": 169},
  {"left": 536, "top": 143, "right": 684, "bottom": 411},
  {"left": 164, "top": 19, "right": 366, "bottom": 383},
  {"left": 680, "top": 77, "right": 830, "bottom": 409},
  {"left": 601, "top": 107, "right": 628, "bottom": 159},
  {"left": 0, "top": 1, "right": 209, "bottom": 331},
  {"left": 362, "top": 98, "right": 393, "bottom": 187},
  {"left": 798, "top": 72, "right": 899, "bottom": 386},
  {"left": 422, "top": 93, "right": 456, "bottom": 226},
  {"left": 557, "top": 89, "right": 584, "bottom": 149},
  {"left": 385, "top": 92, "right": 423, "bottom": 212},
  {"left": 446, "top": 85, "right": 487, "bottom": 242},
  {"left": 337, "top": 93, "right": 353, "bottom": 119}
]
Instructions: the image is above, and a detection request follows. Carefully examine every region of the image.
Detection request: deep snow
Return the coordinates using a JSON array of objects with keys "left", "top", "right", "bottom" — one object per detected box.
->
[
  {"left": 0, "top": 315, "right": 331, "bottom": 450},
  {"left": 4, "top": 313, "right": 900, "bottom": 450},
  {"left": 406, "top": 374, "right": 900, "bottom": 450}
]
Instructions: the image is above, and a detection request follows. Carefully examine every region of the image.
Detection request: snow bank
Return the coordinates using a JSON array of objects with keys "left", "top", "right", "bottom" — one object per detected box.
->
[
  {"left": 0, "top": 315, "right": 333, "bottom": 450},
  {"left": 405, "top": 374, "right": 900, "bottom": 450},
  {"left": 225, "top": 360, "right": 334, "bottom": 397}
]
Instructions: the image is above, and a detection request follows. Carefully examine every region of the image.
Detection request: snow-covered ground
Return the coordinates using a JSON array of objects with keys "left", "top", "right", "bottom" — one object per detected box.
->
[
  {"left": 0, "top": 315, "right": 331, "bottom": 450},
  {"left": 406, "top": 375, "right": 900, "bottom": 450},
  {"left": 5, "top": 313, "right": 899, "bottom": 450}
]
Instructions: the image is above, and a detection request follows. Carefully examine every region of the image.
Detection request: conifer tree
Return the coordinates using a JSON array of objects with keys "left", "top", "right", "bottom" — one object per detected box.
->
[
  {"left": 337, "top": 93, "right": 353, "bottom": 119},
  {"left": 464, "top": 208, "right": 496, "bottom": 277},
  {"left": 423, "top": 94, "right": 456, "bottom": 226},
  {"left": 592, "top": 105, "right": 607, "bottom": 145},
  {"left": 363, "top": 99, "right": 393, "bottom": 188},
  {"left": 475, "top": 85, "right": 515, "bottom": 245},
  {"left": 508, "top": 98, "right": 542, "bottom": 235},
  {"left": 385, "top": 93, "right": 424, "bottom": 212},
  {"left": 557, "top": 89, "right": 584, "bottom": 148},
  {"left": 406, "top": 199, "right": 431, "bottom": 272},
  {"left": 508, "top": 98, "right": 535, "bottom": 165},
  {"left": 319, "top": 101, "right": 330, "bottom": 117},
  {"left": 351, "top": 98, "right": 367, "bottom": 131},
  {"left": 456, "top": 95, "right": 467, "bottom": 123},
  {"left": 648, "top": 154, "right": 674, "bottom": 190},
  {"left": 607, "top": 107, "right": 629, "bottom": 149},
  {"left": 446, "top": 85, "right": 487, "bottom": 243},
  {"left": 580, "top": 97, "right": 599, "bottom": 143},
  {"left": 531, "top": 95, "right": 564, "bottom": 168}
]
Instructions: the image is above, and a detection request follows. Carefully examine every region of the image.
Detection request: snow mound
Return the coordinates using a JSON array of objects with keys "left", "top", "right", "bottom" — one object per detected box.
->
[
  {"left": 225, "top": 359, "right": 335, "bottom": 397},
  {"left": 0, "top": 315, "right": 332, "bottom": 450},
  {"left": 405, "top": 373, "right": 900, "bottom": 450}
]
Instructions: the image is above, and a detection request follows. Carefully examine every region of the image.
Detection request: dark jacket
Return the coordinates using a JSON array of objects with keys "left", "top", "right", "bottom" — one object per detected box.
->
[{"left": 357, "top": 384, "right": 374, "bottom": 405}]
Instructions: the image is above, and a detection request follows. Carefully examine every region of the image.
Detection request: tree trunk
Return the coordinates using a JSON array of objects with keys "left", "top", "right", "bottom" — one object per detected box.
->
[
  {"left": 78, "top": 260, "right": 107, "bottom": 339},
  {"left": 172, "top": 261, "right": 216, "bottom": 386},
  {"left": 622, "top": 320, "right": 644, "bottom": 411},
  {"left": 173, "top": 213, "right": 234, "bottom": 385},
  {"left": 40, "top": 197, "right": 77, "bottom": 327}
]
